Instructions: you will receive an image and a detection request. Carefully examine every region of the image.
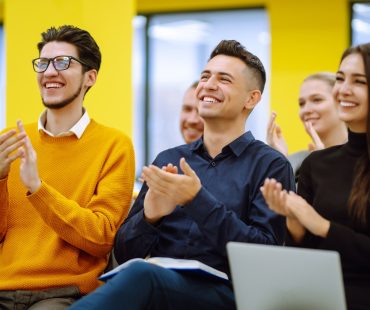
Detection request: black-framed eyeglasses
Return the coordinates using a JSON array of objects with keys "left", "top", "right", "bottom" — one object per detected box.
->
[{"left": 32, "top": 55, "right": 90, "bottom": 73}]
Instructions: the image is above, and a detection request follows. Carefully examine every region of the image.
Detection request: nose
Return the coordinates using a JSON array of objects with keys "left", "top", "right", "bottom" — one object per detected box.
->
[
  {"left": 336, "top": 80, "right": 352, "bottom": 97},
  {"left": 204, "top": 75, "right": 218, "bottom": 90},
  {"left": 300, "top": 102, "right": 313, "bottom": 115},
  {"left": 43, "top": 61, "right": 58, "bottom": 77}
]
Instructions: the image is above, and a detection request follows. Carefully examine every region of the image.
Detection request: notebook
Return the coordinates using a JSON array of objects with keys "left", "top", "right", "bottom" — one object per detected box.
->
[
  {"left": 227, "top": 242, "right": 347, "bottom": 310},
  {"left": 99, "top": 257, "right": 228, "bottom": 281}
]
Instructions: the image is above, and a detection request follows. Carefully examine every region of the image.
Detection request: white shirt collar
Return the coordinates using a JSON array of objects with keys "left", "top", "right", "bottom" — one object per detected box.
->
[{"left": 38, "top": 108, "right": 91, "bottom": 139}]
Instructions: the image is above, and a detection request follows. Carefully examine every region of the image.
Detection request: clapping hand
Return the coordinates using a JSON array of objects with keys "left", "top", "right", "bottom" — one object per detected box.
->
[
  {"left": 261, "top": 178, "right": 330, "bottom": 241},
  {"left": 142, "top": 158, "right": 201, "bottom": 224}
]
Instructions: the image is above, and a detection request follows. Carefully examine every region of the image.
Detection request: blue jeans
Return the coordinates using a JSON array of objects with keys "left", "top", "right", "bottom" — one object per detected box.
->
[{"left": 69, "top": 261, "right": 236, "bottom": 310}]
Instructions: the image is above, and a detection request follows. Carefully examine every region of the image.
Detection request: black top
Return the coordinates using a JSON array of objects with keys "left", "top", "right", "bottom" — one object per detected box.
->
[
  {"left": 115, "top": 132, "right": 295, "bottom": 276},
  {"left": 289, "top": 130, "right": 370, "bottom": 310}
]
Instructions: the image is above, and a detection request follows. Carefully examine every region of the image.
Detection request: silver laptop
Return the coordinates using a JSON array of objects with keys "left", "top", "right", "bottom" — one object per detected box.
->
[{"left": 227, "top": 242, "right": 347, "bottom": 310}]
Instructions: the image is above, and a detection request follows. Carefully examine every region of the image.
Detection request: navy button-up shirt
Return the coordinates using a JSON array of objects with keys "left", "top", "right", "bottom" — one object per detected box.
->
[{"left": 115, "top": 132, "right": 295, "bottom": 275}]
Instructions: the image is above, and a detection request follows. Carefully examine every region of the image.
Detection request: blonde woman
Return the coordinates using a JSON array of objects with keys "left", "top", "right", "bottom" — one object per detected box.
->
[{"left": 267, "top": 72, "right": 347, "bottom": 177}]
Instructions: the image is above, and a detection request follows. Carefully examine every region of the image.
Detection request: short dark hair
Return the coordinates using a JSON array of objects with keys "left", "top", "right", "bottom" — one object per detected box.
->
[
  {"left": 209, "top": 40, "right": 266, "bottom": 93},
  {"left": 37, "top": 25, "right": 101, "bottom": 73}
]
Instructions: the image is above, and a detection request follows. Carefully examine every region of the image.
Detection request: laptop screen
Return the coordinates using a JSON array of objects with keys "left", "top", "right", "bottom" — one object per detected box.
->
[{"left": 227, "top": 242, "right": 347, "bottom": 310}]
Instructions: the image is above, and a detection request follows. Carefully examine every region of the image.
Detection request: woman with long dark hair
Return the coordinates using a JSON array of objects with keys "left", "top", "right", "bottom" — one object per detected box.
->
[{"left": 261, "top": 43, "right": 370, "bottom": 310}]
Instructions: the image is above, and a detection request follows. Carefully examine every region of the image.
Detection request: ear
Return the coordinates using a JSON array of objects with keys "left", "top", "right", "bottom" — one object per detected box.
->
[
  {"left": 244, "top": 89, "right": 261, "bottom": 110},
  {"left": 84, "top": 69, "right": 98, "bottom": 88}
]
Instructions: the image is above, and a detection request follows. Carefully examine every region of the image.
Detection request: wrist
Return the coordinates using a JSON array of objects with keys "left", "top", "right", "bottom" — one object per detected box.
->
[
  {"left": 143, "top": 208, "right": 162, "bottom": 225},
  {"left": 28, "top": 179, "right": 41, "bottom": 194},
  {"left": 286, "top": 217, "right": 305, "bottom": 243},
  {"left": 317, "top": 219, "right": 330, "bottom": 238}
]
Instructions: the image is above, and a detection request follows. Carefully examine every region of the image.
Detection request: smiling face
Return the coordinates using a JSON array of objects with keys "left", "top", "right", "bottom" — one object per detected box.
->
[
  {"left": 298, "top": 79, "right": 341, "bottom": 136},
  {"left": 333, "top": 53, "right": 368, "bottom": 132},
  {"left": 195, "top": 55, "right": 258, "bottom": 123},
  {"left": 37, "top": 41, "right": 96, "bottom": 110},
  {"left": 180, "top": 87, "right": 204, "bottom": 143}
]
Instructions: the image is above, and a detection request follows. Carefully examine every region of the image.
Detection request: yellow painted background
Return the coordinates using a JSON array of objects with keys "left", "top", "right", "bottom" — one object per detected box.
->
[
  {"left": 2, "top": 0, "right": 134, "bottom": 136},
  {"left": 1, "top": 0, "right": 350, "bottom": 152}
]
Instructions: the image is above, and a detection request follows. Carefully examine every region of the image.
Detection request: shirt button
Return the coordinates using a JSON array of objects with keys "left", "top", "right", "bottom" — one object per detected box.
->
[{"left": 211, "top": 161, "right": 216, "bottom": 167}]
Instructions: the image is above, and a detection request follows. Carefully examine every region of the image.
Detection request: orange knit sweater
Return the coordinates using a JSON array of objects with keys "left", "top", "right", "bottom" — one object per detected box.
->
[{"left": 0, "top": 120, "right": 135, "bottom": 294}]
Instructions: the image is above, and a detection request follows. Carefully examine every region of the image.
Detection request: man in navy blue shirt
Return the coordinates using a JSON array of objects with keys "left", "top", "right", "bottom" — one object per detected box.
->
[{"left": 70, "top": 40, "right": 295, "bottom": 310}]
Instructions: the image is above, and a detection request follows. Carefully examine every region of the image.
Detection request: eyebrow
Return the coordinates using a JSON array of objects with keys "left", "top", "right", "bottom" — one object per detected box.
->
[
  {"left": 201, "top": 70, "right": 235, "bottom": 80},
  {"left": 336, "top": 71, "right": 366, "bottom": 78}
]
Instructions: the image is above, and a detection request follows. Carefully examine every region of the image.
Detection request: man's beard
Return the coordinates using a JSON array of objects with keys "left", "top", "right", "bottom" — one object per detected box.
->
[{"left": 42, "top": 85, "right": 83, "bottom": 110}]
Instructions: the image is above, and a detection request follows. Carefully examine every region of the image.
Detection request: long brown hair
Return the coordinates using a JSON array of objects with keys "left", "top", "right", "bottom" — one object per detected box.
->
[{"left": 341, "top": 43, "right": 370, "bottom": 226}]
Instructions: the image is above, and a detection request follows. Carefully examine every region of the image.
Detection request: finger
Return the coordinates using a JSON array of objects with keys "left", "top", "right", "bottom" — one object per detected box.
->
[
  {"left": 171, "top": 165, "right": 178, "bottom": 174},
  {"left": 22, "top": 136, "right": 35, "bottom": 160},
  {"left": 17, "top": 120, "right": 26, "bottom": 134},
  {"left": 308, "top": 125, "right": 324, "bottom": 150},
  {"left": 18, "top": 146, "right": 26, "bottom": 160},
  {"left": 142, "top": 166, "right": 170, "bottom": 193},
  {"left": 0, "top": 139, "right": 25, "bottom": 158},
  {"left": 267, "top": 112, "right": 276, "bottom": 132},
  {"left": 0, "top": 132, "right": 26, "bottom": 153},
  {"left": 0, "top": 129, "right": 17, "bottom": 145},
  {"left": 275, "top": 124, "right": 282, "bottom": 137},
  {"left": 179, "top": 158, "right": 196, "bottom": 177},
  {"left": 162, "top": 163, "right": 178, "bottom": 174},
  {"left": 266, "top": 113, "right": 276, "bottom": 141},
  {"left": 306, "top": 122, "right": 315, "bottom": 140},
  {"left": 3, "top": 148, "right": 23, "bottom": 165}
]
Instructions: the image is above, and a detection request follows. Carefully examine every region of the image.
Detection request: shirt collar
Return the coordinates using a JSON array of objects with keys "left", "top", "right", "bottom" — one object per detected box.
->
[
  {"left": 38, "top": 108, "right": 90, "bottom": 139},
  {"left": 190, "top": 131, "right": 255, "bottom": 157}
]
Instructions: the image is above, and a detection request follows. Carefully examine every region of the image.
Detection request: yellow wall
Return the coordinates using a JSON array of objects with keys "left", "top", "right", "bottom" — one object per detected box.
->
[
  {"left": 0, "top": 0, "right": 3, "bottom": 23},
  {"left": 137, "top": 0, "right": 349, "bottom": 153},
  {"left": 2, "top": 0, "right": 351, "bottom": 152},
  {"left": 4, "top": 0, "right": 134, "bottom": 136}
]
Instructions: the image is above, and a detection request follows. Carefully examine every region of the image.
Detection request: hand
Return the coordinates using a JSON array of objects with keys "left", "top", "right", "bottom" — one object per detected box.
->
[
  {"left": 144, "top": 163, "right": 179, "bottom": 223},
  {"left": 260, "top": 178, "right": 290, "bottom": 217},
  {"left": 285, "top": 192, "right": 330, "bottom": 238},
  {"left": 0, "top": 127, "right": 26, "bottom": 179},
  {"left": 261, "top": 178, "right": 330, "bottom": 239},
  {"left": 305, "top": 121, "right": 324, "bottom": 152},
  {"left": 17, "top": 121, "right": 41, "bottom": 193},
  {"left": 261, "top": 178, "right": 305, "bottom": 241},
  {"left": 143, "top": 188, "right": 177, "bottom": 224},
  {"left": 266, "top": 112, "right": 288, "bottom": 156},
  {"left": 142, "top": 158, "right": 201, "bottom": 221}
]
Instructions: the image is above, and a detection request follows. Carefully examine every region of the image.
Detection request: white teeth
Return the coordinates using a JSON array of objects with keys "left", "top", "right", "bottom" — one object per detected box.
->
[
  {"left": 45, "top": 83, "right": 62, "bottom": 89},
  {"left": 203, "top": 96, "right": 219, "bottom": 103},
  {"left": 340, "top": 101, "right": 356, "bottom": 107}
]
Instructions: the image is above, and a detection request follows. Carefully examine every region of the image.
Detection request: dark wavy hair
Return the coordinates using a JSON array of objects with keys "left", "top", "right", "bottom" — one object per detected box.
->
[{"left": 37, "top": 25, "right": 101, "bottom": 73}]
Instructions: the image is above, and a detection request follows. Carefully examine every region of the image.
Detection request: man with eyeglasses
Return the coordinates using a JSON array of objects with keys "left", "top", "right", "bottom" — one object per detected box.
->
[{"left": 0, "top": 25, "right": 135, "bottom": 309}]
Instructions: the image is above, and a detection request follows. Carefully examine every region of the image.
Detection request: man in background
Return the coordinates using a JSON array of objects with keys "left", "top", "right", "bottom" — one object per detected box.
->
[{"left": 180, "top": 81, "right": 204, "bottom": 144}]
